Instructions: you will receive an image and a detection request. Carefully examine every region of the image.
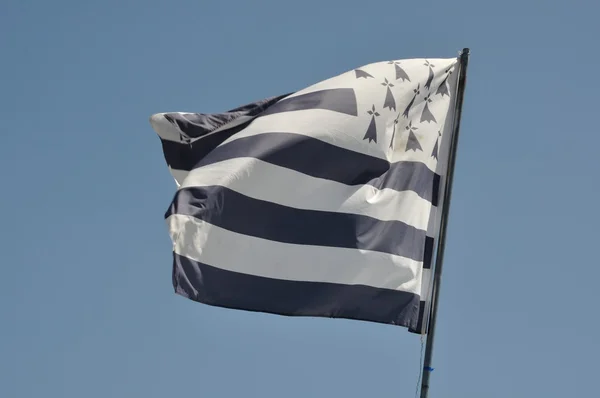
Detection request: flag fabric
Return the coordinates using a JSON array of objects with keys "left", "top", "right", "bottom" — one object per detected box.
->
[{"left": 150, "top": 56, "right": 461, "bottom": 333}]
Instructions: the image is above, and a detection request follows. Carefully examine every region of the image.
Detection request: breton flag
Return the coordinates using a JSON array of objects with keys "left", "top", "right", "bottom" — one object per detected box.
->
[{"left": 150, "top": 55, "right": 463, "bottom": 333}]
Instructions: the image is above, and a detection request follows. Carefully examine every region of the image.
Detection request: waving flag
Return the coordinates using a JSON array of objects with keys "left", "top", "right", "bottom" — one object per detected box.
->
[{"left": 150, "top": 56, "right": 462, "bottom": 332}]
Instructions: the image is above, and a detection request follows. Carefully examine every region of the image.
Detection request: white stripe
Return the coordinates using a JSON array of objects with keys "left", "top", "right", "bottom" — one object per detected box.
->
[
  {"left": 168, "top": 213, "right": 423, "bottom": 294},
  {"left": 150, "top": 113, "right": 182, "bottom": 143},
  {"left": 420, "top": 268, "right": 432, "bottom": 301},
  {"left": 169, "top": 167, "right": 187, "bottom": 187},
  {"left": 180, "top": 157, "right": 432, "bottom": 229}
]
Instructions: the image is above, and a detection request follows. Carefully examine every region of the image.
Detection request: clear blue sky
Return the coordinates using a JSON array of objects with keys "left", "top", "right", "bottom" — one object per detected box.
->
[{"left": 2, "top": 1, "right": 599, "bottom": 397}]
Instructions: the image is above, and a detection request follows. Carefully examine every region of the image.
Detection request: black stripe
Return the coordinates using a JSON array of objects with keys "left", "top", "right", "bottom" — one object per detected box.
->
[
  {"left": 173, "top": 253, "right": 420, "bottom": 330},
  {"left": 409, "top": 300, "right": 427, "bottom": 334},
  {"left": 163, "top": 132, "right": 440, "bottom": 204},
  {"left": 423, "top": 236, "right": 435, "bottom": 269},
  {"left": 166, "top": 186, "right": 427, "bottom": 261},
  {"left": 159, "top": 118, "right": 254, "bottom": 172},
  {"left": 163, "top": 94, "right": 290, "bottom": 139},
  {"left": 432, "top": 173, "right": 440, "bottom": 208},
  {"left": 260, "top": 88, "right": 358, "bottom": 117}
]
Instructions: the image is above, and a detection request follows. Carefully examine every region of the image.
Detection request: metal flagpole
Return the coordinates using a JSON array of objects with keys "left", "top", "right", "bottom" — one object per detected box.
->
[{"left": 419, "top": 48, "right": 470, "bottom": 398}]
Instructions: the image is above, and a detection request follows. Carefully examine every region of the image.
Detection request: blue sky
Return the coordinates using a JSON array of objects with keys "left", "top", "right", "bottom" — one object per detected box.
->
[{"left": 2, "top": 0, "right": 599, "bottom": 397}]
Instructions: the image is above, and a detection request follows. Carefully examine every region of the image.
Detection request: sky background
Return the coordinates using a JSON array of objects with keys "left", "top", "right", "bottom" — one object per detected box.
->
[{"left": 2, "top": 0, "right": 599, "bottom": 397}]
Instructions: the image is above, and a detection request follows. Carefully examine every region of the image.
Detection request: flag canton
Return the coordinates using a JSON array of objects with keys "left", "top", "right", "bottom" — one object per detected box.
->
[{"left": 287, "top": 58, "right": 457, "bottom": 172}]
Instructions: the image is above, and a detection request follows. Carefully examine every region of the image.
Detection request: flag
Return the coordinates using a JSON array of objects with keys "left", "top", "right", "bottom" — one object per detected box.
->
[{"left": 150, "top": 56, "right": 462, "bottom": 333}]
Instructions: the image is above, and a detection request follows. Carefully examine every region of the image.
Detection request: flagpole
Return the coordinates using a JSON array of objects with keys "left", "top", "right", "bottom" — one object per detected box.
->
[{"left": 419, "top": 48, "right": 470, "bottom": 398}]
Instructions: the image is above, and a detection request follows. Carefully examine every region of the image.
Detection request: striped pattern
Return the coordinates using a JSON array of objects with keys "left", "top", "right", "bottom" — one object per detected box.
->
[{"left": 151, "top": 57, "right": 460, "bottom": 332}]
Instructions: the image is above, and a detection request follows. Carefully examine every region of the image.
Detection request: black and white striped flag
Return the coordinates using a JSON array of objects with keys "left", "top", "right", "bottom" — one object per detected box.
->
[{"left": 150, "top": 56, "right": 461, "bottom": 333}]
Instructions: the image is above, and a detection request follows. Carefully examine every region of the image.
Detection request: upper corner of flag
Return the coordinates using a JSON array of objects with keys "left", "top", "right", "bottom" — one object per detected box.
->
[
  {"left": 149, "top": 113, "right": 165, "bottom": 128},
  {"left": 149, "top": 113, "right": 176, "bottom": 137}
]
